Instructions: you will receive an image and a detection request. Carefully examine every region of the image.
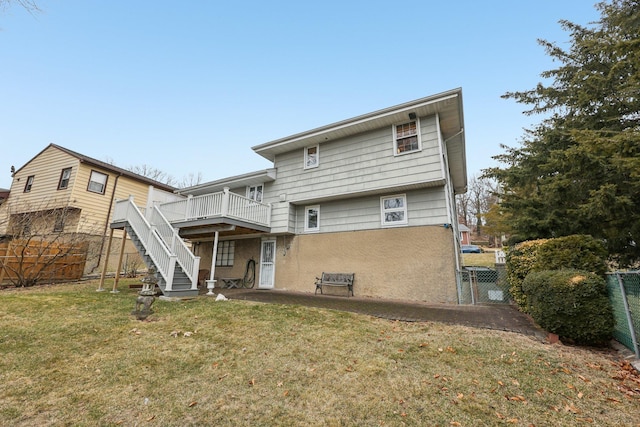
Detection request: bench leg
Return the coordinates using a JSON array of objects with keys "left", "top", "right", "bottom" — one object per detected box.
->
[{"left": 315, "top": 284, "right": 322, "bottom": 295}]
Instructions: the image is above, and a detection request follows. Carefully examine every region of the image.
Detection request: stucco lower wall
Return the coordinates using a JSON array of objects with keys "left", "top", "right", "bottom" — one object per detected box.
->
[
  {"left": 195, "top": 238, "right": 262, "bottom": 284},
  {"left": 274, "top": 225, "right": 459, "bottom": 303}
]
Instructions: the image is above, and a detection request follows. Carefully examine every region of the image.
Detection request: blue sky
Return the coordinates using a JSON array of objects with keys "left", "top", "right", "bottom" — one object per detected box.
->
[{"left": 0, "top": 1, "right": 602, "bottom": 190}]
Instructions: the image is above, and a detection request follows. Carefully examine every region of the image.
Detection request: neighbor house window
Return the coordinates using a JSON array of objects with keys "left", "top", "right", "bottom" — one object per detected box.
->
[
  {"left": 304, "top": 145, "right": 319, "bottom": 169},
  {"left": 246, "top": 184, "right": 263, "bottom": 203},
  {"left": 304, "top": 205, "right": 320, "bottom": 232},
  {"left": 58, "top": 168, "right": 72, "bottom": 190},
  {"left": 87, "top": 170, "right": 108, "bottom": 194},
  {"left": 216, "top": 240, "right": 235, "bottom": 267},
  {"left": 24, "top": 175, "right": 35, "bottom": 192},
  {"left": 381, "top": 194, "right": 408, "bottom": 226},
  {"left": 53, "top": 216, "right": 64, "bottom": 232},
  {"left": 393, "top": 120, "right": 421, "bottom": 155}
]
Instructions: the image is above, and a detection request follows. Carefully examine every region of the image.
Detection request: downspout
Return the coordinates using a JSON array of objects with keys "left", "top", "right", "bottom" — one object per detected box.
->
[
  {"left": 437, "top": 114, "right": 465, "bottom": 301},
  {"left": 92, "top": 173, "right": 122, "bottom": 274}
]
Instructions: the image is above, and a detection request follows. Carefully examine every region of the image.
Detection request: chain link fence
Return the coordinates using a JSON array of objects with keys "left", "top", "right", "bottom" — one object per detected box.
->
[
  {"left": 605, "top": 272, "right": 640, "bottom": 358},
  {"left": 458, "top": 265, "right": 511, "bottom": 305}
]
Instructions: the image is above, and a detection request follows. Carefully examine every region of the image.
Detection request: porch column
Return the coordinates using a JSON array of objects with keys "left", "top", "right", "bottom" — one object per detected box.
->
[
  {"left": 97, "top": 228, "right": 115, "bottom": 291},
  {"left": 112, "top": 228, "right": 128, "bottom": 293},
  {"left": 206, "top": 231, "right": 219, "bottom": 295}
]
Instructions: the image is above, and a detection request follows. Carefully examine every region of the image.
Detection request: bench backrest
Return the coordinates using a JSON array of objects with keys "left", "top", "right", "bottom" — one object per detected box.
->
[{"left": 322, "top": 272, "right": 354, "bottom": 283}]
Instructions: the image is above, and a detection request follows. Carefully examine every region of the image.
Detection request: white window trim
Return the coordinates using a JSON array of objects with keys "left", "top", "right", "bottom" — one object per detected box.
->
[
  {"left": 304, "top": 205, "right": 320, "bottom": 232},
  {"left": 87, "top": 170, "right": 108, "bottom": 194},
  {"left": 392, "top": 118, "right": 422, "bottom": 156},
  {"left": 380, "top": 194, "right": 408, "bottom": 227},
  {"left": 246, "top": 183, "right": 264, "bottom": 203},
  {"left": 304, "top": 144, "right": 319, "bottom": 169}
]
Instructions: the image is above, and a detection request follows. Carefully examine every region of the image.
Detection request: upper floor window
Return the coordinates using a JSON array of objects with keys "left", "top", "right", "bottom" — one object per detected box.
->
[
  {"left": 58, "top": 168, "right": 72, "bottom": 190},
  {"left": 393, "top": 120, "right": 421, "bottom": 155},
  {"left": 304, "top": 205, "right": 320, "bottom": 232},
  {"left": 87, "top": 170, "right": 108, "bottom": 194},
  {"left": 24, "top": 175, "right": 35, "bottom": 193},
  {"left": 246, "top": 184, "right": 263, "bottom": 203},
  {"left": 304, "top": 145, "right": 319, "bottom": 169},
  {"left": 216, "top": 240, "right": 235, "bottom": 267},
  {"left": 381, "top": 194, "right": 408, "bottom": 226}
]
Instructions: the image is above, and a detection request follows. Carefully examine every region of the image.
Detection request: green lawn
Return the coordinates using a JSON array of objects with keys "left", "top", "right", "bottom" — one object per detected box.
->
[
  {"left": 462, "top": 251, "right": 497, "bottom": 268},
  {"left": 1, "top": 280, "right": 638, "bottom": 426}
]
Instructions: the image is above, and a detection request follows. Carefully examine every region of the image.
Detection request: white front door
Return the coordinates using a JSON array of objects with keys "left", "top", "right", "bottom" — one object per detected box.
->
[{"left": 259, "top": 239, "right": 276, "bottom": 289}]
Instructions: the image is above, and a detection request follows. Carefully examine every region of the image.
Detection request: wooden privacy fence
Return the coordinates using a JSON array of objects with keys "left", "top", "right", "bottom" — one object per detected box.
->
[{"left": 0, "top": 240, "right": 88, "bottom": 285}]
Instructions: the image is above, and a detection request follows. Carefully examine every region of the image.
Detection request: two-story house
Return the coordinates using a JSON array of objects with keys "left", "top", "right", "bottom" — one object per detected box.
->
[
  {"left": 1, "top": 144, "right": 178, "bottom": 277},
  {"left": 109, "top": 88, "right": 467, "bottom": 302}
]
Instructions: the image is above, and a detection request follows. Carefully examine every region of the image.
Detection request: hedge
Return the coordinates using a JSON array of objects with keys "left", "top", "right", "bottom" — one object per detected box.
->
[
  {"left": 506, "top": 235, "right": 607, "bottom": 311},
  {"left": 522, "top": 269, "right": 614, "bottom": 346}
]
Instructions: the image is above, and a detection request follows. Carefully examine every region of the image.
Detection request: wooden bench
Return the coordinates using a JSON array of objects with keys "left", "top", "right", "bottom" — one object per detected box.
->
[
  {"left": 314, "top": 272, "right": 354, "bottom": 297},
  {"left": 220, "top": 278, "right": 243, "bottom": 289}
]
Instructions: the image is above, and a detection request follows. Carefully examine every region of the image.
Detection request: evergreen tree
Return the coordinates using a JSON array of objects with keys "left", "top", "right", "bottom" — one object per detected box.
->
[{"left": 485, "top": 0, "right": 640, "bottom": 266}]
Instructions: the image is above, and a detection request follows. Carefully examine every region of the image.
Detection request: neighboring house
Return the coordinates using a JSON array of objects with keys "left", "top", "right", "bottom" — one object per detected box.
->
[
  {"left": 0, "top": 188, "right": 9, "bottom": 206},
  {"left": 459, "top": 223, "right": 471, "bottom": 245},
  {"left": 0, "top": 144, "right": 178, "bottom": 276},
  {"left": 109, "top": 88, "right": 467, "bottom": 302}
]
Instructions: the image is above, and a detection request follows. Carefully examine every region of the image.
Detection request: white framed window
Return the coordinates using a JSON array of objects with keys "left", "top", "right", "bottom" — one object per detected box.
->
[
  {"left": 381, "top": 194, "right": 408, "bottom": 226},
  {"left": 304, "top": 145, "right": 319, "bottom": 169},
  {"left": 216, "top": 240, "right": 235, "bottom": 267},
  {"left": 246, "top": 184, "right": 263, "bottom": 203},
  {"left": 87, "top": 170, "right": 108, "bottom": 194},
  {"left": 304, "top": 205, "right": 320, "bottom": 232},
  {"left": 393, "top": 119, "right": 421, "bottom": 155}
]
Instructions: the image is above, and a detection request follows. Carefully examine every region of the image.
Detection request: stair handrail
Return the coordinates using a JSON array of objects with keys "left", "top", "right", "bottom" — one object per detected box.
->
[
  {"left": 149, "top": 204, "right": 201, "bottom": 290},
  {"left": 113, "top": 197, "right": 177, "bottom": 290}
]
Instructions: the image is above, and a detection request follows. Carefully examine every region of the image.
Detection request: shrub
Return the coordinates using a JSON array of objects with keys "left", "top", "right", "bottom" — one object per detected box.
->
[
  {"left": 506, "top": 235, "right": 608, "bottom": 311},
  {"left": 522, "top": 269, "right": 614, "bottom": 346},
  {"left": 505, "top": 239, "right": 547, "bottom": 309},
  {"left": 535, "top": 235, "right": 607, "bottom": 276}
]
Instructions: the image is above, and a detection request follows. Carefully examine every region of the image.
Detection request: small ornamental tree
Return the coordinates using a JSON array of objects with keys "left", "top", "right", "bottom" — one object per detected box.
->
[{"left": 0, "top": 202, "right": 100, "bottom": 287}]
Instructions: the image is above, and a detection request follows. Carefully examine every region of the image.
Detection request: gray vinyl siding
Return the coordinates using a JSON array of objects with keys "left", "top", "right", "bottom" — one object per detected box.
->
[
  {"left": 293, "top": 188, "right": 448, "bottom": 234},
  {"left": 269, "top": 115, "right": 443, "bottom": 205}
]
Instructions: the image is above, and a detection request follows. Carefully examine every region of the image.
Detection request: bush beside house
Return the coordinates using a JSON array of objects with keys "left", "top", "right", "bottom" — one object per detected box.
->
[
  {"left": 506, "top": 235, "right": 608, "bottom": 311},
  {"left": 522, "top": 269, "right": 614, "bottom": 346}
]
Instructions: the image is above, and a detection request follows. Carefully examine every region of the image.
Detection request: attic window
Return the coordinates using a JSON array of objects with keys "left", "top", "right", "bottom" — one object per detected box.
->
[
  {"left": 87, "top": 170, "right": 108, "bottom": 194},
  {"left": 393, "top": 120, "right": 421, "bottom": 155},
  {"left": 58, "top": 168, "right": 72, "bottom": 190},
  {"left": 24, "top": 175, "right": 35, "bottom": 193}
]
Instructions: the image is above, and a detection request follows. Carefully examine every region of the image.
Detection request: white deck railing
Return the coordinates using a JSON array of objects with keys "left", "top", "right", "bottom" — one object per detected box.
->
[
  {"left": 113, "top": 197, "right": 177, "bottom": 290},
  {"left": 158, "top": 188, "right": 271, "bottom": 228},
  {"left": 148, "top": 206, "right": 200, "bottom": 290}
]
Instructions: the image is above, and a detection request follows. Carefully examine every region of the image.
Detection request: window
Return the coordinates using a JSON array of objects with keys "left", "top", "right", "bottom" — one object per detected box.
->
[
  {"left": 216, "top": 240, "right": 235, "bottom": 267},
  {"left": 381, "top": 194, "right": 408, "bottom": 226},
  {"left": 304, "top": 145, "right": 319, "bottom": 169},
  {"left": 24, "top": 175, "right": 35, "bottom": 192},
  {"left": 58, "top": 168, "right": 72, "bottom": 190},
  {"left": 246, "top": 184, "right": 263, "bottom": 203},
  {"left": 53, "top": 216, "right": 64, "bottom": 232},
  {"left": 393, "top": 120, "right": 421, "bottom": 155},
  {"left": 304, "top": 205, "right": 320, "bottom": 232},
  {"left": 87, "top": 170, "right": 108, "bottom": 194}
]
